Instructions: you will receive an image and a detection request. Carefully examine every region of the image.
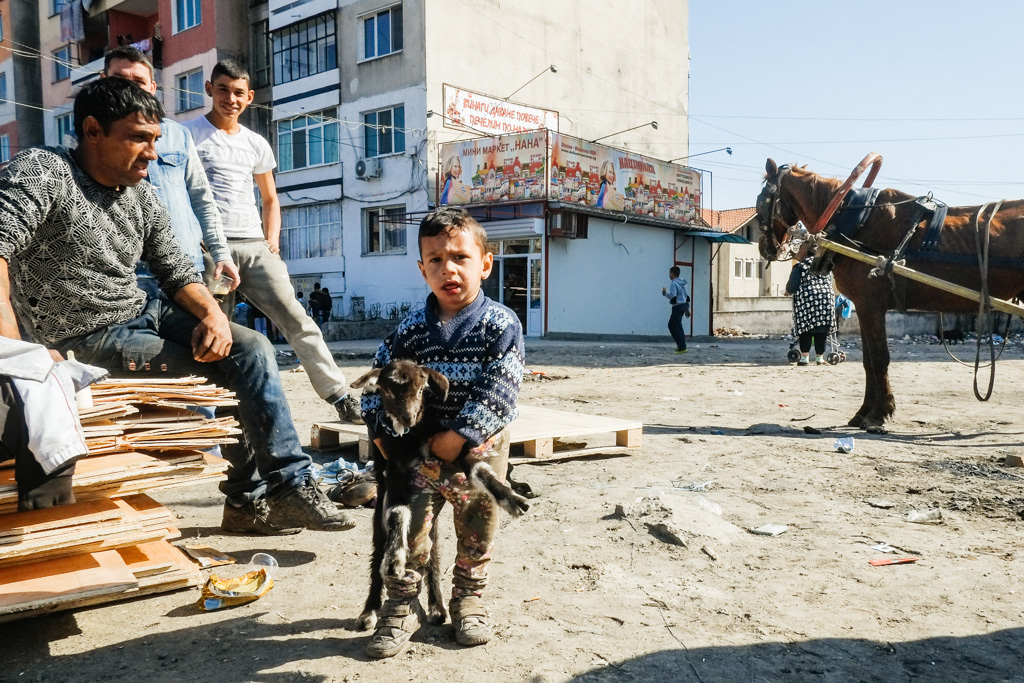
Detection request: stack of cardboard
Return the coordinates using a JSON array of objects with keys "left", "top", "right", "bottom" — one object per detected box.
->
[{"left": 0, "top": 377, "right": 239, "bottom": 621}]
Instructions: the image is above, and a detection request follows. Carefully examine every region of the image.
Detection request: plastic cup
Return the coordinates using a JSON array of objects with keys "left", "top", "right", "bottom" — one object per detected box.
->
[
  {"left": 209, "top": 273, "right": 233, "bottom": 301},
  {"left": 249, "top": 552, "right": 278, "bottom": 579}
]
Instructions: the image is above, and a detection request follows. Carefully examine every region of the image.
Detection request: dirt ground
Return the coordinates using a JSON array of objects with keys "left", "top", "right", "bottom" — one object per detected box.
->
[{"left": 4, "top": 335, "right": 1024, "bottom": 682}]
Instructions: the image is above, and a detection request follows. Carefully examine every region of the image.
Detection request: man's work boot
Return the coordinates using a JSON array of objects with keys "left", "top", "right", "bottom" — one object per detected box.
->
[
  {"left": 365, "top": 592, "right": 425, "bottom": 659},
  {"left": 221, "top": 498, "right": 301, "bottom": 536},
  {"left": 269, "top": 476, "right": 357, "bottom": 531},
  {"left": 334, "top": 394, "right": 364, "bottom": 424},
  {"left": 449, "top": 593, "right": 492, "bottom": 646}
]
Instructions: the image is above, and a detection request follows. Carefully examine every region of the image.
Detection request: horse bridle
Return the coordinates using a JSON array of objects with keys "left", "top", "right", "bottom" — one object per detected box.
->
[{"left": 756, "top": 164, "right": 795, "bottom": 259}]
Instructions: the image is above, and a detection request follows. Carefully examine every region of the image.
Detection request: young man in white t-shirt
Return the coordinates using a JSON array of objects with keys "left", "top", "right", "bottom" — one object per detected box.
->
[{"left": 184, "top": 61, "right": 363, "bottom": 432}]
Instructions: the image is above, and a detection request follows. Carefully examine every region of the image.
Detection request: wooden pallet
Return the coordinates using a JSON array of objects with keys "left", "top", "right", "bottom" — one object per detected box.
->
[{"left": 311, "top": 404, "right": 642, "bottom": 460}]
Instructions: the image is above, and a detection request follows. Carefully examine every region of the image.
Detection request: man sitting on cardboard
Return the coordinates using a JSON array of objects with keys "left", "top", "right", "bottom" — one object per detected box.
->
[{"left": 0, "top": 77, "right": 353, "bottom": 535}]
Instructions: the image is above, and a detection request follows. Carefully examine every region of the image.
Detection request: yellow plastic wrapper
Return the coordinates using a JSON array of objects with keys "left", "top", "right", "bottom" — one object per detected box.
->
[{"left": 197, "top": 568, "right": 273, "bottom": 611}]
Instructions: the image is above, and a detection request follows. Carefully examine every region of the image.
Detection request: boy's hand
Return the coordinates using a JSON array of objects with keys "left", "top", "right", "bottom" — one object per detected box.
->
[{"left": 428, "top": 430, "right": 466, "bottom": 463}]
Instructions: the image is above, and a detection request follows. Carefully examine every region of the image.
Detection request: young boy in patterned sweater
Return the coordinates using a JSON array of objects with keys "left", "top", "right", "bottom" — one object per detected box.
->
[{"left": 361, "top": 207, "right": 525, "bottom": 659}]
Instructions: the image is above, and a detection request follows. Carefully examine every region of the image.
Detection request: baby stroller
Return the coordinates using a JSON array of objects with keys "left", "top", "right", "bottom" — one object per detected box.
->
[{"left": 786, "top": 294, "right": 850, "bottom": 365}]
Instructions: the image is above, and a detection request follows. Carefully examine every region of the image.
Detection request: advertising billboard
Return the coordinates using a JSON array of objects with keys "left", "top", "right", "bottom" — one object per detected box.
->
[
  {"left": 438, "top": 131, "right": 702, "bottom": 226},
  {"left": 442, "top": 84, "right": 559, "bottom": 136},
  {"left": 438, "top": 130, "right": 548, "bottom": 206},
  {"left": 548, "top": 134, "right": 702, "bottom": 224}
]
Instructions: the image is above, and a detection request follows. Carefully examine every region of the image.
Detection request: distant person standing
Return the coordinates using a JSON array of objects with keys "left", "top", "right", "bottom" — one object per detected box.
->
[
  {"left": 662, "top": 266, "right": 690, "bottom": 354},
  {"left": 317, "top": 287, "right": 333, "bottom": 326},
  {"left": 309, "top": 283, "right": 324, "bottom": 325},
  {"left": 184, "top": 60, "right": 362, "bottom": 423}
]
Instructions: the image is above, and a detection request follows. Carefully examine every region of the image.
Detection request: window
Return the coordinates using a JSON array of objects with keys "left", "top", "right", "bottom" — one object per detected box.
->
[
  {"left": 278, "top": 109, "right": 339, "bottom": 172},
  {"left": 363, "top": 105, "right": 404, "bottom": 158},
  {"left": 0, "top": 135, "right": 9, "bottom": 163},
  {"left": 0, "top": 12, "right": 5, "bottom": 42},
  {"left": 733, "top": 259, "right": 742, "bottom": 278},
  {"left": 53, "top": 46, "right": 71, "bottom": 82},
  {"left": 744, "top": 260, "right": 753, "bottom": 278},
  {"left": 251, "top": 20, "right": 272, "bottom": 89},
  {"left": 55, "top": 113, "right": 73, "bottom": 146},
  {"left": 174, "top": 0, "right": 202, "bottom": 33},
  {"left": 272, "top": 13, "right": 337, "bottom": 85},
  {"left": 176, "top": 69, "right": 203, "bottom": 112},
  {"left": 50, "top": 0, "right": 68, "bottom": 16},
  {"left": 363, "top": 206, "right": 406, "bottom": 255},
  {"left": 281, "top": 201, "right": 342, "bottom": 260},
  {"left": 0, "top": 73, "right": 7, "bottom": 103},
  {"left": 362, "top": 5, "right": 403, "bottom": 60}
]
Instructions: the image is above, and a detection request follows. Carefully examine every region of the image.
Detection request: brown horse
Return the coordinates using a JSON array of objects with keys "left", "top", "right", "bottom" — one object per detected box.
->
[{"left": 756, "top": 158, "right": 1024, "bottom": 431}]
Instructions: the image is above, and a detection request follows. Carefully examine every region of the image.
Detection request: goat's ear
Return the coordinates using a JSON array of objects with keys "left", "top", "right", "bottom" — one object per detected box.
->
[
  {"left": 351, "top": 369, "right": 380, "bottom": 390},
  {"left": 423, "top": 368, "right": 449, "bottom": 401}
]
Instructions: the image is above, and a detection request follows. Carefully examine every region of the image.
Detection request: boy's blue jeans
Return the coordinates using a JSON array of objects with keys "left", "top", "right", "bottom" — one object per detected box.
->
[{"left": 53, "top": 296, "right": 311, "bottom": 504}]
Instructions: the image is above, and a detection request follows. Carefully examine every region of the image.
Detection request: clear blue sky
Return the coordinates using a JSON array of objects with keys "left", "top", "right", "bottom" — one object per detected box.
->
[{"left": 688, "top": 1, "right": 1024, "bottom": 212}]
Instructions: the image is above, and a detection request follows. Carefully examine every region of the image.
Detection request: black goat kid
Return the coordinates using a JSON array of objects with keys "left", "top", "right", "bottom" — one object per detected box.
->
[{"left": 351, "top": 359, "right": 530, "bottom": 630}]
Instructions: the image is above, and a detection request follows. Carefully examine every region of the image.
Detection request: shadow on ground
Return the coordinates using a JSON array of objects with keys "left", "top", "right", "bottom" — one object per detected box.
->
[{"left": 560, "top": 628, "right": 1024, "bottom": 683}]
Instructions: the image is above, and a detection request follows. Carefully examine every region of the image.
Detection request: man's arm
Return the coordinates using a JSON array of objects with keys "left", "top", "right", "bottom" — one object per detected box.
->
[
  {"left": 0, "top": 259, "right": 20, "bottom": 340},
  {"left": 182, "top": 133, "right": 240, "bottom": 288},
  {"left": 172, "top": 282, "right": 233, "bottom": 362},
  {"left": 254, "top": 171, "right": 281, "bottom": 254}
]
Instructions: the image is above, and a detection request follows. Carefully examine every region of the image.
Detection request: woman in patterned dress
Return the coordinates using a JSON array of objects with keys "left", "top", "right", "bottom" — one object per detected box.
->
[{"left": 786, "top": 241, "right": 836, "bottom": 366}]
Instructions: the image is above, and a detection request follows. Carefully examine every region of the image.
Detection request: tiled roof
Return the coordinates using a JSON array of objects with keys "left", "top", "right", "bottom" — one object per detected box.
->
[{"left": 700, "top": 207, "right": 757, "bottom": 233}]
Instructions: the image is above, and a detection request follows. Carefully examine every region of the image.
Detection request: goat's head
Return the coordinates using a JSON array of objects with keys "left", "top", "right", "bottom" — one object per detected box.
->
[{"left": 351, "top": 360, "right": 450, "bottom": 435}]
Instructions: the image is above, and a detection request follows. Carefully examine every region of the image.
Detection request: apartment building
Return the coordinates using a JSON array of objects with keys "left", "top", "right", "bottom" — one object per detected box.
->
[
  {"left": 0, "top": 0, "right": 42, "bottom": 162},
  {"left": 39, "top": 1, "right": 701, "bottom": 338},
  {"left": 40, "top": 0, "right": 249, "bottom": 146}
]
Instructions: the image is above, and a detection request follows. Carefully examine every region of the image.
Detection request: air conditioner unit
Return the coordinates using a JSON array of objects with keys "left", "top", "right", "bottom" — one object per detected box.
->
[
  {"left": 354, "top": 157, "right": 381, "bottom": 180},
  {"left": 548, "top": 212, "right": 588, "bottom": 239}
]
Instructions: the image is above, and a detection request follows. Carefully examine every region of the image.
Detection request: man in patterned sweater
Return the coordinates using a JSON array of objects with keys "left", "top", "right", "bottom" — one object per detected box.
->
[
  {"left": 361, "top": 207, "right": 525, "bottom": 658},
  {"left": 0, "top": 77, "right": 353, "bottom": 535}
]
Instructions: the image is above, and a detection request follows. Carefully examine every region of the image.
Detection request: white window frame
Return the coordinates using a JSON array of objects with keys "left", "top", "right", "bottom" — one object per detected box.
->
[
  {"left": 173, "top": 0, "right": 202, "bottom": 34},
  {"left": 176, "top": 68, "right": 204, "bottom": 113},
  {"left": 55, "top": 113, "right": 73, "bottom": 147},
  {"left": 0, "top": 135, "right": 9, "bottom": 163},
  {"left": 744, "top": 260, "right": 753, "bottom": 279},
  {"left": 733, "top": 259, "right": 742, "bottom": 279},
  {"left": 53, "top": 46, "right": 71, "bottom": 82},
  {"left": 281, "top": 201, "right": 343, "bottom": 260},
  {"left": 277, "top": 109, "right": 340, "bottom": 173},
  {"left": 362, "top": 205, "right": 406, "bottom": 255},
  {"left": 362, "top": 104, "right": 405, "bottom": 158},
  {"left": 360, "top": 4, "right": 403, "bottom": 62},
  {"left": 271, "top": 13, "right": 338, "bottom": 85}
]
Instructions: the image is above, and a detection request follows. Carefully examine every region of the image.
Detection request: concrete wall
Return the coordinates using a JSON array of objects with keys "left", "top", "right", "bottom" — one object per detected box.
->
[{"left": 546, "top": 217, "right": 710, "bottom": 337}]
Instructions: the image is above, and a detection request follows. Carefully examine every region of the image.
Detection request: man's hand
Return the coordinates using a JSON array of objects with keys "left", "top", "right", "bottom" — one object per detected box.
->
[
  {"left": 661, "top": 286, "right": 666, "bottom": 295},
  {"left": 265, "top": 239, "right": 280, "bottom": 256},
  {"left": 191, "top": 309, "right": 233, "bottom": 362},
  {"left": 428, "top": 429, "right": 467, "bottom": 463},
  {"left": 48, "top": 349, "right": 64, "bottom": 363},
  {"left": 212, "top": 261, "right": 241, "bottom": 291}
]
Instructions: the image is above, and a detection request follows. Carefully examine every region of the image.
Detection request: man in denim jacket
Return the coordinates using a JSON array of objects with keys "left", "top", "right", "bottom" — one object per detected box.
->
[{"left": 103, "top": 47, "right": 240, "bottom": 292}]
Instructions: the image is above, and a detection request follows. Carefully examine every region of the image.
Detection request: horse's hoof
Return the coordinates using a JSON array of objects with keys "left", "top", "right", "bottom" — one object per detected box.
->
[
  {"left": 357, "top": 610, "right": 378, "bottom": 631},
  {"left": 864, "top": 424, "right": 888, "bottom": 434},
  {"left": 848, "top": 415, "right": 865, "bottom": 428}
]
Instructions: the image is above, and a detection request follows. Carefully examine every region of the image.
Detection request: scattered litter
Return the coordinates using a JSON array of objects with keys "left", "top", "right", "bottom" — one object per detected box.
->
[
  {"left": 865, "top": 498, "right": 896, "bottom": 509},
  {"left": 312, "top": 457, "right": 370, "bottom": 485},
  {"left": 869, "top": 557, "right": 920, "bottom": 567},
  {"left": 803, "top": 426, "right": 822, "bottom": 435},
  {"left": 778, "top": 404, "right": 789, "bottom": 408},
  {"left": 197, "top": 565, "right": 274, "bottom": 611},
  {"left": 700, "top": 545, "right": 718, "bottom": 561},
  {"left": 178, "top": 543, "right": 236, "bottom": 569},
  {"left": 871, "top": 543, "right": 898, "bottom": 553},
  {"left": 728, "top": 390, "right": 743, "bottom": 396},
  {"left": 790, "top": 414, "right": 816, "bottom": 422},
  {"left": 658, "top": 396, "right": 681, "bottom": 401},
  {"left": 524, "top": 596, "right": 541, "bottom": 602},
  {"left": 289, "top": 365, "right": 306, "bottom": 373},
  {"left": 710, "top": 429, "right": 724, "bottom": 435},
  {"left": 833, "top": 437, "right": 855, "bottom": 454},
  {"left": 696, "top": 496, "right": 722, "bottom": 516},
  {"left": 905, "top": 509, "right": 942, "bottom": 524},
  {"left": 750, "top": 524, "right": 789, "bottom": 536},
  {"left": 674, "top": 480, "right": 714, "bottom": 492}
]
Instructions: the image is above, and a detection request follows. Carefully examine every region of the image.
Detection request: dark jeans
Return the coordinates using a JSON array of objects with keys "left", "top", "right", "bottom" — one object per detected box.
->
[
  {"left": 668, "top": 304, "right": 688, "bottom": 351},
  {"left": 798, "top": 326, "right": 830, "bottom": 355},
  {"left": 54, "top": 296, "right": 311, "bottom": 504}
]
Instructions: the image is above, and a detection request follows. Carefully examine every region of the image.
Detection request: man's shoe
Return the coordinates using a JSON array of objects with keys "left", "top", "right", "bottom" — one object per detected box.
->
[
  {"left": 674, "top": 349, "right": 688, "bottom": 354},
  {"left": 334, "top": 394, "right": 364, "bottom": 424},
  {"left": 365, "top": 596, "right": 424, "bottom": 659},
  {"left": 270, "top": 477, "right": 357, "bottom": 531},
  {"left": 222, "top": 498, "right": 302, "bottom": 536},
  {"left": 450, "top": 595, "right": 493, "bottom": 646}
]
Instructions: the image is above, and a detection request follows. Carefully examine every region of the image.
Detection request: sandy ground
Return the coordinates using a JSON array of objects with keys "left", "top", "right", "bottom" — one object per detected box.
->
[{"left": 3, "top": 335, "right": 1024, "bottom": 682}]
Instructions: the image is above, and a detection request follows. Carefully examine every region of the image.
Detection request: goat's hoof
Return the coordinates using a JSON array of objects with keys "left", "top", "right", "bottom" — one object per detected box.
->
[
  {"left": 427, "top": 606, "right": 448, "bottom": 625},
  {"left": 357, "top": 610, "right": 378, "bottom": 631}
]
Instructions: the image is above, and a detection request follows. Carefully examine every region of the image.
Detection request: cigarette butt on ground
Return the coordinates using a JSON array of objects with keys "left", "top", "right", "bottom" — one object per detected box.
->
[{"left": 525, "top": 596, "right": 541, "bottom": 602}]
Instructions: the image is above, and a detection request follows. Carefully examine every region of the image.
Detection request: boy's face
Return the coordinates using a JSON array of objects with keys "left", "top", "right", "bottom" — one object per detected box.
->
[
  {"left": 206, "top": 75, "right": 254, "bottom": 120},
  {"left": 418, "top": 228, "right": 493, "bottom": 318}
]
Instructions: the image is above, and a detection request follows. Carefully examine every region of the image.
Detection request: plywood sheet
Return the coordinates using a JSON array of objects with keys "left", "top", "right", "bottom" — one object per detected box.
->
[{"left": 0, "top": 549, "right": 138, "bottom": 616}]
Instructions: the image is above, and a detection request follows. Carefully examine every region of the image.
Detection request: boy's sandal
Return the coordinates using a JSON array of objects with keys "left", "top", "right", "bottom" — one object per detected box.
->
[{"left": 450, "top": 595, "right": 493, "bottom": 646}]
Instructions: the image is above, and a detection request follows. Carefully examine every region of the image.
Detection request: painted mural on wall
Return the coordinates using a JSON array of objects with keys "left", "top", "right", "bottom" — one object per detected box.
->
[{"left": 439, "top": 131, "right": 702, "bottom": 226}]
